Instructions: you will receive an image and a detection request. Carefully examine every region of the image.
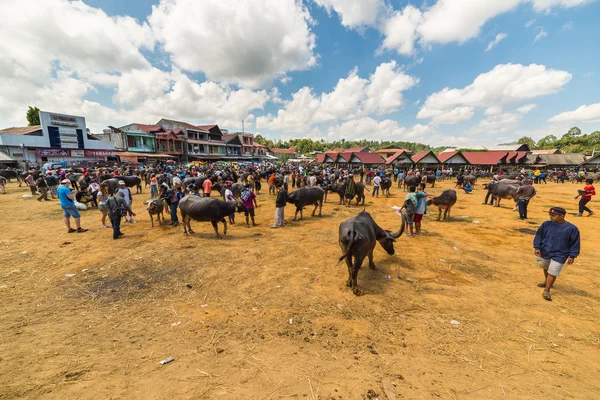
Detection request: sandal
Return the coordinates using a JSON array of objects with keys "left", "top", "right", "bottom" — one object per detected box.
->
[
  {"left": 542, "top": 291, "right": 552, "bottom": 301},
  {"left": 68, "top": 228, "right": 77, "bottom": 233}
]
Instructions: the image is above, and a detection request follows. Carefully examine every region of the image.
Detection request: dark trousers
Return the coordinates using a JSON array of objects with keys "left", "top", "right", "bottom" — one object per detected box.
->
[
  {"left": 372, "top": 186, "right": 380, "bottom": 196},
  {"left": 579, "top": 198, "right": 592, "bottom": 214},
  {"left": 91, "top": 191, "right": 98, "bottom": 207},
  {"left": 518, "top": 198, "right": 529, "bottom": 219},
  {"left": 37, "top": 187, "right": 48, "bottom": 201},
  {"left": 484, "top": 190, "right": 494, "bottom": 204},
  {"left": 30, "top": 185, "right": 36, "bottom": 195},
  {"left": 110, "top": 217, "right": 121, "bottom": 239},
  {"left": 170, "top": 202, "right": 179, "bottom": 222}
]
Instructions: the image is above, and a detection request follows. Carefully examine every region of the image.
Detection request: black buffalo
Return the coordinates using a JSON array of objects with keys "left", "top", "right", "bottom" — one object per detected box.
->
[
  {"left": 287, "top": 187, "right": 325, "bottom": 220},
  {"left": 179, "top": 196, "right": 246, "bottom": 237},
  {"left": 489, "top": 183, "right": 517, "bottom": 207},
  {"left": 338, "top": 211, "right": 404, "bottom": 295},
  {"left": 427, "top": 189, "right": 457, "bottom": 221},
  {"left": 329, "top": 182, "right": 366, "bottom": 205},
  {"left": 381, "top": 177, "right": 392, "bottom": 196},
  {"left": 0, "top": 169, "right": 22, "bottom": 184},
  {"left": 403, "top": 176, "right": 420, "bottom": 191}
]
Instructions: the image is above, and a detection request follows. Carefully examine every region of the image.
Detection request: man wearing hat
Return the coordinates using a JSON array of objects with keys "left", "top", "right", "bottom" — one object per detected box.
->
[
  {"left": 115, "top": 180, "right": 135, "bottom": 223},
  {"left": 57, "top": 179, "right": 88, "bottom": 233},
  {"left": 533, "top": 207, "right": 580, "bottom": 301}
]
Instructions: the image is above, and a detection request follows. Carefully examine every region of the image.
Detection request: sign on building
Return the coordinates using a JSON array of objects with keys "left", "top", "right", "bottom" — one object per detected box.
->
[{"left": 39, "top": 111, "right": 87, "bottom": 149}]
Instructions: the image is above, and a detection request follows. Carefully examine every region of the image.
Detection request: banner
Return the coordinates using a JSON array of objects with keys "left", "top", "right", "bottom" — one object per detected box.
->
[
  {"left": 37, "top": 149, "right": 70, "bottom": 156},
  {"left": 84, "top": 150, "right": 112, "bottom": 157},
  {"left": 70, "top": 150, "right": 85, "bottom": 157},
  {"left": 120, "top": 156, "right": 140, "bottom": 162}
]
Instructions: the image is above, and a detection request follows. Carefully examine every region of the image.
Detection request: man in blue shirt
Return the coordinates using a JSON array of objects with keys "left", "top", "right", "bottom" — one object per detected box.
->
[
  {"left": 533, "top": 207, "right": 580, "bottom": 301},
  {"left": 57, "top": 179, "right": 88, "bottom": 233}
]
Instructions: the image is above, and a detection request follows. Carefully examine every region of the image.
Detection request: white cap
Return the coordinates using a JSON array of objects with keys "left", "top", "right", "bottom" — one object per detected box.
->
[{"left": 61, "top": 179, "right": 70, "bottom": 184}]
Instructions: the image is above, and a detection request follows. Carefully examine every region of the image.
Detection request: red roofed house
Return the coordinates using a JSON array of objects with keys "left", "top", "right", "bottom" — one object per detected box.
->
[
  {"left": 118, "top": 123, "right": 161, "bottom": 153},
  {"left": 271, "top": 146, "right": 296, "bottom": 161},
  {"left": 155, "top": 129, "right": 185, "bottom": 158},
  {"left": 385, "top": 151, "right": 414, "bottom": 166},
  {"left": 351, "top": 152, "right": 385, "bottom": 165},
  {"left": 438, "top": 150, "right": 469, "bottom": 165},
  {"left": 376, "top": 148, "right": 413, "bottom": 158},
  {"left": 335, "top": 151, "right": 354, "bottom": 164},
  {"left": 411, "top": 151, "right": 440, "bottom": 165},
  {"left": 156, "top": 119, "right": 227, "bottom": 160},
  {"left": 315, "top": 152, "right": 337, "bottom": 164},
  {"left": 461, "top": 151, "right": 508, "bottom": 166},
  {"left": 345, "top": 146, "right": 370, "bottom": 153}
]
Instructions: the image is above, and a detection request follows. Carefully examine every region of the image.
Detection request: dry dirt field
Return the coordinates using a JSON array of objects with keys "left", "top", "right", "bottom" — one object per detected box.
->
[{"left": 1, "top": 178, "right": 599, "bottom": 400}]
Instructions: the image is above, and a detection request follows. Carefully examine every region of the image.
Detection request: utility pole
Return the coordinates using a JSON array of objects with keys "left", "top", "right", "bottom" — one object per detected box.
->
[{"left": 242, "top": 120, "right": 244, "bottom": 134}]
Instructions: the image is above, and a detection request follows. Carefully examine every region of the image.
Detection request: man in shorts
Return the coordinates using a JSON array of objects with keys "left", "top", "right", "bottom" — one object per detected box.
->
[
  {"left": 57, "top": 179, "right": 88, "bottom": 233},
  {"left": 344, "top": 174, "right": 356, "bottom": 207},
  {"left": 533, "top": 207, "right": 580, "bottom": 301},
  {"left": 401, "top": 185, "right": 418, "bottom": 237},
  {"left": 241, "top": 184, "right": 258, "bottom": 227}
]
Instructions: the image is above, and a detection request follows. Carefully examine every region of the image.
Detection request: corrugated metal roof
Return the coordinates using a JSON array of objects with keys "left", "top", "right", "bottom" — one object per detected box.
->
[
  {"left": 537, "top": 153, "right": 586, "bottom": 165},
  {"left": 531, "top": 149, "right": 561, "bottom": 154},
  {"left": 0, "top": 151, "right": 17, "bottom": 162},
  {"left": 0, "top": 125, "right": 42, "bottom": 135}
]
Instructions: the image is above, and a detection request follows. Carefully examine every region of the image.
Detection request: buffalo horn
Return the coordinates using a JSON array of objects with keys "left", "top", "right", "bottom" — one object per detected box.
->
[{"left": 390, "top": 219, "right": 405, "bottom": 238}]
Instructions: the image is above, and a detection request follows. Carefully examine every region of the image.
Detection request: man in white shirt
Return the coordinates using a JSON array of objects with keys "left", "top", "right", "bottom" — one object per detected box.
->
[
  {"left": 115, "top": 180, "right": 135, "bottom": 223},
  {"left": 372, "top": 175, "right": 381, "bottom": 197}
]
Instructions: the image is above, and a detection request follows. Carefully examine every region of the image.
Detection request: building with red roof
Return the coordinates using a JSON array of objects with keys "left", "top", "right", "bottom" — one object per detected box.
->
[
  {"left": 411, "top": 151, "right": 440, "bottom": 165},
  {"left": 385, "top": 151, "right": 414, "bottom": 166},
  {"left": 461, "top": 151, "right": 509, "bottom": 165}
]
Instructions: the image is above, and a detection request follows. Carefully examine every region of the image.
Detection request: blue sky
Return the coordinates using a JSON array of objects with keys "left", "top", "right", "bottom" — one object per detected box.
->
[{"left": 2, "top": 0, "right": 599, "bottom": 146}]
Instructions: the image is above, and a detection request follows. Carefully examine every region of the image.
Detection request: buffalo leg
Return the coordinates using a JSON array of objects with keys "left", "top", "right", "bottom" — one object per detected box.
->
[
  {"left": 431, "top": 180, "right": 435, "bottom": 188},
  {"left": 149, "top": 212, "right": 154, "bottom": 228},
  {"left": 187, "top": 218, "right": 195, "bottom": 234},
  {"left": 312, "top": 202, "right": 318, "bottom": 216},
  {"left": 317, "top": 200, "right": 322, "bottom": 216},
  {"left": 351, "top": 260, "right": 362, "bottom": 296},
  {"left": 223, "top": 219, "right": 228, "bottom": 236},
  {"left": 211, "top": 220, "right": 221, "bottom": 238},
  {"left": 437, "top": 208, "right": 442, "bottom": 221},
  {"left": 293, "top": 207, "right": 300, "bottom": 221},
  {"left": 368, "top": 250, "right": 376, "bottom": 269},
  {"left": 182, "top": 216, "right": 189, "bottom": 235},
  {"left": 345, "top": 256, "right": 353, "bottom": 287}
]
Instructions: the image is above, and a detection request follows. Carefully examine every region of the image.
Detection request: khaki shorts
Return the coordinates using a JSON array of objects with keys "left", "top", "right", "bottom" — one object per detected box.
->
[{"left": 539, "top": 258, "right": 564, "bottom": 276}]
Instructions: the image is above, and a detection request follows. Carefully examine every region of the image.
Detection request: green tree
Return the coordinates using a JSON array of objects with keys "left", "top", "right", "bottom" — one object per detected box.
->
[
  {"left": 567, "top": 126, "right": 582, "bottom": 137},
  {"left": 536, "top": 135, "right": 558, "bottom": 149},
  {"left": 26, "top": 106, "right": 40, "bottom": 126},
  {"left": 517, "top": 136, "right": 536, "bottom": 148}
]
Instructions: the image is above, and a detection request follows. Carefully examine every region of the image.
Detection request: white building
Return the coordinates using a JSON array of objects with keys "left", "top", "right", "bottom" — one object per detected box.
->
[{"left": 0, "top": 111, "right": 115, "bottom": 166}]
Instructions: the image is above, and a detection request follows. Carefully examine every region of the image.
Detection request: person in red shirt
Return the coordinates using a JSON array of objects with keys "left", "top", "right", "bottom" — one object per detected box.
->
[
  {"left": 202, "top": 178, "right": 212, "bottom": 197},
  {"left": 575, "top": 178, "right": 595, "bottom": 216}
]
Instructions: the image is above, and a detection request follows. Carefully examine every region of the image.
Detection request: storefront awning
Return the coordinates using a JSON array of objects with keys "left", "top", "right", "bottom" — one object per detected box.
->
[{"left": 115, "top": 151, "right": 174, "bottom": 158}]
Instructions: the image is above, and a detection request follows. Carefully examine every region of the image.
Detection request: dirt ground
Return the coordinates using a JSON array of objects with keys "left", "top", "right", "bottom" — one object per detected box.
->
[{"left": 0, "top": 177, "right": 599, "bottom": 400}]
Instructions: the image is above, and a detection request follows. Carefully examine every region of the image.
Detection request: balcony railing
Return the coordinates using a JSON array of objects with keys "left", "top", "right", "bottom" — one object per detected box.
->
[{"left": 128, "top": 146, "right": 155, "bottom": 152}]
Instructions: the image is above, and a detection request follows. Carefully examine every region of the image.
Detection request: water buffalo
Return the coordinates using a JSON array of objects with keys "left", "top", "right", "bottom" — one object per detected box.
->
[
  {"left": 498, "top": 178, "right": 520, "bottom": 186},
  {"left": 114, "top": 176, "right": 142, "bottom": 193},
  {"left": 0, "top": 169, "right": 22, "bottom": 185},
  {"left": 403, "top": 176, "right": 421, "bottom": 191},
  {"left": 420, "top": 175, "right": 436, "bottom": 188},
  {"left": 144, "top": 199, "right": 167, "bottom": 227},
  {"left": 100, "top": 178, "right": 120, "bottom": 195},
  {"left": 427, "top": 189, "right": 457, "bottom": 221},
  {"left": 178, "top": 196, "right": 246, "bottom": 237},
  {"left": 212, "top": 182, "right": 244, "bottom": 199},
  {"left": 329, "top": 182, "right": 366, "bottom": 205},
  {"left": 381, "top": 177, "right": 392, "bottom": 196},
  {"left": 463, "top": 174, "right": 477, "bottom": 185},
  {"left": 489, "top": 183, "right": 517, "bottom": 207},
  {"left": 181, "top": 176, "right": 206, "bottom": 190},
  {"left": 338, "top": 210, "right": 404, "bottom": 295},
  {"left": 287, "top": 187, "right": 325, "bottom": 220}
]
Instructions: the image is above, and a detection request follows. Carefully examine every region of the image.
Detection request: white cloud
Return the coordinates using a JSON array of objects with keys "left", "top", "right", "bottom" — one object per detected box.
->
[
  {"left": 418, "top": 63, "right": 571, "bottom": 124},
  {"left": 381, "top": 5, "right": 423, "bottom": 55},
  {"left": 534, "top": 27, "right": 548, "bottom": 42},
  {"left": 548, "top": 103, "right": 600, "bottom": 122},
  {"left": 379, "top": 0, "right": 592, "bottom": 55},
  {"left": 471, "top": 112, "right": 523, "bottom": 134},
  {"left": 525, "top": 18, "right": 536, "bottom": 27},
  {"left": 280, "top": 76, "right": 292, "bottom": 84},
  {"left": 149, "top": 0, "right": 317, "bottom": 88},
  {"left": 485, "top": 106, "right": 503, "bottom": 116},
  {"left": 257, "top": 61, "right": 418, "bottom": 132},
  {"left": 431, "top": 106, "right": 475, "bottom": 125},
  {"left": 562, "top": 20, "right": 575, "bottom": 30},
  {"left": 313, "top": 0, "right": 387, "bottom": 28},
  {"left": 485, "top": 33, "right": 508, "bottom": 52},
  {"left": 530, "top": 0, "right": 593, "bottom": 12},
  {"left": 517, "top": 104, "right": 537, "bottom": 114},
  {"left": 417, "top": 0, "right": 520, "bottom": 45},
  {"left": 326, "top": 117, "right": 429, "bottom": 142}
]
